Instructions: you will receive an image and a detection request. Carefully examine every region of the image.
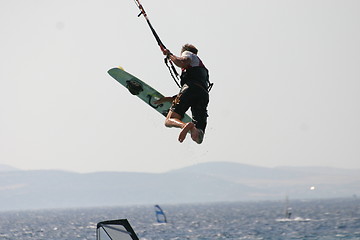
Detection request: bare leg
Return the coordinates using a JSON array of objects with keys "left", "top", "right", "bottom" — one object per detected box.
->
[{"left": 164, "top": 110, "right": 186, "bottom": 129}]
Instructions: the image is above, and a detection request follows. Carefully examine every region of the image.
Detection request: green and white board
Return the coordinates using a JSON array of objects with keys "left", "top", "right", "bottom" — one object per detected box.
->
[{"left": 108, "top": 67, "right": 192, "bottom": 122}]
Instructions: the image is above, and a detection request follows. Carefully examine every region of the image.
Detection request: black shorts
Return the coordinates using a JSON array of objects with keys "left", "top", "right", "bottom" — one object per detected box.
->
[{"left": 171, "top": 84, "right": 209, "bottom": 132}]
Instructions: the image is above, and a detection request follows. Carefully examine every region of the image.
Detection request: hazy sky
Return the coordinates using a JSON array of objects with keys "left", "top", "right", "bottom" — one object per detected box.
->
[{"left": 1, "top": 0, "right": 359, "bottom": 173}]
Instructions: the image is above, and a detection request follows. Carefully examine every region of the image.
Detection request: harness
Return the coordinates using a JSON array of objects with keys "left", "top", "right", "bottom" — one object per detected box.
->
[{"left": 181, "top": 57, "right": 213, "bottom": 92}]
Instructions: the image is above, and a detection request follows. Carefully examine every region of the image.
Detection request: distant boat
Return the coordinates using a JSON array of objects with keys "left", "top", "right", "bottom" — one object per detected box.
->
[
  {"left": 154, "top": 204, "right": 167, "bottom": 223},
  {"left": 276, "top": 196, "right": 311, "bottom": 222},
  {"left": 284, "top": 195, "right": 292, "bottom": 219},
  {"left": 97, "top": 219, "right": 139, "bottom": 240}
]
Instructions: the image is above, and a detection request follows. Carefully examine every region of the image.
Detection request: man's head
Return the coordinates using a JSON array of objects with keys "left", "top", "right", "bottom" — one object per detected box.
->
[{"left": 181, "top": 44, "right": 198, "bottom": 54}]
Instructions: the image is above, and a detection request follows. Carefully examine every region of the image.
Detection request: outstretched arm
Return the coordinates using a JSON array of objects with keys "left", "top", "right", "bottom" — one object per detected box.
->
[{"left": 162, "top": 49, "right": 191, "bottom": 69}]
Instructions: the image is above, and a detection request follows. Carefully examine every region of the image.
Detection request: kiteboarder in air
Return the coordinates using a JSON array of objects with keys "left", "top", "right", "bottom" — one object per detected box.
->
[
  {"left": 133, "top": 1, "right": 212, "bottom": 144},
  {"left": 155, "top": 44, "right": 211, "bottom": 144}
]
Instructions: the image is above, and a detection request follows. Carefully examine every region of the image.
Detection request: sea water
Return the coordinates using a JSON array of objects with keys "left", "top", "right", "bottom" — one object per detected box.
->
[{"left": 0, "top": 198, "right": 359, "bottom": 240}]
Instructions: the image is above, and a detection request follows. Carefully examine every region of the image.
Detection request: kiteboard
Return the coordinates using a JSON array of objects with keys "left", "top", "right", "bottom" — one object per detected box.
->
[{"left": 108, "top": 67, "right": 192, "bottom": 122}]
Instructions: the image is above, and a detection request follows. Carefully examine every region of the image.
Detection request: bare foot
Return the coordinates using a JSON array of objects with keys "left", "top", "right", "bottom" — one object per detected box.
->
[
  {"left": 178, "top": 122, "right": 195, "bottom": 143},
  {"left": 191, "top": 128, "right": 204, "bottom": 144},
  {"left": 190, "top": 128, "right": 199, "bottom": 142}
]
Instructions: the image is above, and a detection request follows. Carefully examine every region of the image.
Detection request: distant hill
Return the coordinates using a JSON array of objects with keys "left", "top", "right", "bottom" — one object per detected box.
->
[
  {"left": 0, "top": 162, "right": 359, "bottom": 211},
  {"left": 0, "top": 164, "right": 20, "bottom": 172}
]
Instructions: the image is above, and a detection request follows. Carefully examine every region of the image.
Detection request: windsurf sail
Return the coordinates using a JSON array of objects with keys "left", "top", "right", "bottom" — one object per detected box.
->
[
  {"left": 154, "top": 204, "right": 167, "bottom": 223},
  {"left": 284, "top": 195, "right": 292, "bottom": 219},
  {"left": 97, "top": 219, "right": 139, "bottom": 240}
]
